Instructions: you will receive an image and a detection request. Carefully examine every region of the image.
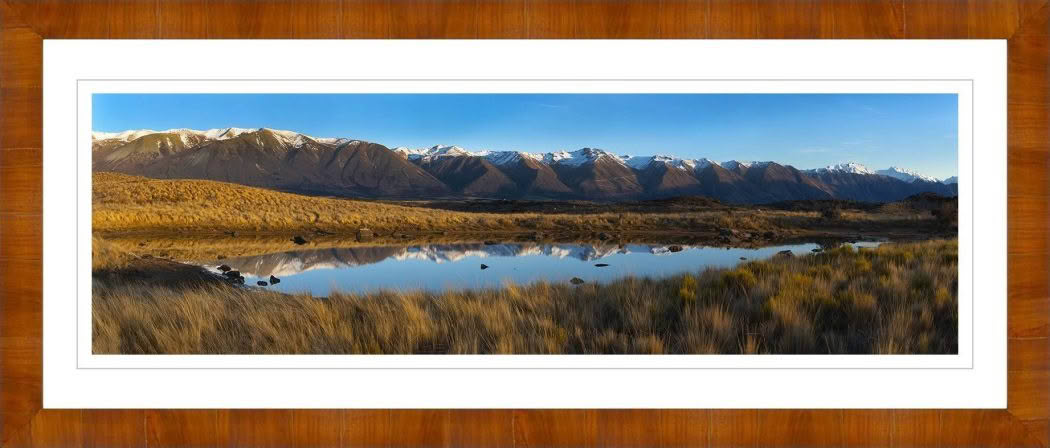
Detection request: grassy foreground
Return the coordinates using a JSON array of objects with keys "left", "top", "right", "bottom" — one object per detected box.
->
[
  {"left": 93, "top": 172, "right": 944, "bottom": 237},
  {"left": 93, "top": 239, "right": 957, "bottom": 355}
]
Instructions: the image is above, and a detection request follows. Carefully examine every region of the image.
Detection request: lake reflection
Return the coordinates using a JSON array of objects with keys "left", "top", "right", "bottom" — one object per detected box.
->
[{"left": 199, "top": 241, "right": 881, "bottom": 296}]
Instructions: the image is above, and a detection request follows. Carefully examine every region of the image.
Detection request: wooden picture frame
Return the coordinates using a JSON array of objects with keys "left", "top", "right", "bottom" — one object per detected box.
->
[{"left": 1, "top": 1, "right": 1047, "bottom": 446}]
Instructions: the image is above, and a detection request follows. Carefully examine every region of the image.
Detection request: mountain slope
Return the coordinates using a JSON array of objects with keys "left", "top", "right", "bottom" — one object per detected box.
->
[
  {"left": 634, "top": 159, "right": 703, "bottom": 197},
  {"left": 550, "top": 149, "right": 644, "bottom": 198},
  {"left": 93, "top": 128, "right": 958, "bottom": 203},
  {"left": 493, "top": 154, "right": 574, "bottom": 198},
  {"left": 94, "top": 128, "right": 450, "bottom": 197},
  {"left": 694, "top": 164, "right": 770, "bottom": 204},
  {"left": 416, "top": 155, "right": 519, "bottom": 197},
  {"left": 740, "top": 162, "right": 834, "bottom": 201}
]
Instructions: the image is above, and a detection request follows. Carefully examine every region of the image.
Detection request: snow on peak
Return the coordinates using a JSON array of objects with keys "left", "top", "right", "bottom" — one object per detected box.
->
[
  {"left": 392, "top": 144, "right": 489, "bottom": 161},
  {"left": 808, "top": 162, "right": 875, "bottom": 175},
  {"left": 694, "top": 158, "right": 719, "bottom": 171},
  {"left": 94, "top": 127, "right": 344, "bottom": 149},
  {"left": 314, "top": 137, "right": 350, "bottom": 146},
  {"left": 260, "top": 128, "right": 339, "bottom": 149},
  {"left": 546, "top": 148, "right": 624, "bottom": 167},
  {"left": 263, "top": 128, "right": 308, "bottom": 148},
  {"left": 941, "top": 176, "right": 958, "bottom": 185},
  {"left": 625, "top": 154, "right": 704, "bottom": 172},
  {"left": 429, "top": 145, "right": 472, "bottom": 157},
  {"left": 483, "top": 151, "right": 543, "bottom": 166},
  {"left": 201, "top": 127, "right": 256, "bottom": 140},
  {"left": 721, "top": 160, "right": 753, "bottom": 170},
  {"left": 625, "top": 155, "right": 658, "bottom": 169},
  {"left": 876, "top": 166, "right": 938, "bottom": 183},
  {"left": 92, "top": 129, "right": 159, "bottom": 142}
]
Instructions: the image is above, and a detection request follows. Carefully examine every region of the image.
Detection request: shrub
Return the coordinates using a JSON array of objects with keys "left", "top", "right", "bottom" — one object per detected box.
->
[
  {"left": 931, "top": 202, "right": 958, "bottom": 229},
  {"left": 720, "top": 268, "right": 757, "bottom": 291},
  {"left": 679, "top": 275, "right": 698, "bottom": 305},
  {"left": 853, "top": 258, "right": 872, "bottom": 273},
  {"left": 821, "top": 206, "right": 843, "bottom": 220}
]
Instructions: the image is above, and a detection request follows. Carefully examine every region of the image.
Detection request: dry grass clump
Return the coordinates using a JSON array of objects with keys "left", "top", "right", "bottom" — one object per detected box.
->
[
  {"left": 93, "top": 239, "right": 958, "bottom": 355},
  {"left": 92, "top": 236, "right": 138, "bottom": 270}
]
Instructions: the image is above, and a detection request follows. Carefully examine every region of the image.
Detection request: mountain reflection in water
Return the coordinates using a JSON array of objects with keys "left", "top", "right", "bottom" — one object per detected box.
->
[{"left": 198, "top": 242, "right": 881, "bottom": 296}]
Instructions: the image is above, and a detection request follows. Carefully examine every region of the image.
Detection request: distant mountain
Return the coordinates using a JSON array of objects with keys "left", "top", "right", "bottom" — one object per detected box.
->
[
  {"left": 94, "top": 128, "right": 449, "bottom": 197},
  {"left": 742, "top": 162, "right": 834, "bottom": 201},
  {"left": 416, "top": 155, "right": 519, "bottom": 197},
  {"left": 92, "top": 128, "right": 958, "bottom": 203},
  {"left": 806, "top": 163, "right": 957, "bottom": 201},
  {"left": 491, "top": 153, "right": 574, "bottom": 198},
  {"left": 942, "top": 176, "right": 958, "bottom": 185},
  {"left": 548, "top": 148, "right": 645, "bottom": 198},
  {"left": 631, "top": 156, "right": 703, "bottom": 197},
  {"left": 876, "top": 166, "right": 939, "bottom": 183}
]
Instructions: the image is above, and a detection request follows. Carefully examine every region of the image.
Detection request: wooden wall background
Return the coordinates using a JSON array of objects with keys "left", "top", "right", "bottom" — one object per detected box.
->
[{"left": 1, "top": 0, "right": 1047, "bottom": 446}]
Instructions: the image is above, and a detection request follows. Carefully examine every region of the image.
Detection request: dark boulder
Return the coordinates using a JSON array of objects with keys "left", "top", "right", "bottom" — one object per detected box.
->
[
  {"left": 668, "top": 245, "right": 684, "bottom": 253},
  {"left": 597, "top": 232, "right": 612, "bottom": 241},
  {"left": 257, "top": 281, "right": 268, "bottom": 286},
  {"left": 775, "top": 250, "right": 794, "bottom": 258},
  {"left": 719, "top": 228, "right": 740, "bottom": 237},
  {"left": 291, "top": 235, "right": 308, "bottom": 245},
  {"left": 217, "top": 264, "right": 232, "bottom": 272},
  {"left": 570, "top": 277, "right": 585, "bottom": 285},
  {"left": 594, "top": 263, "right": 609, "bottom": 267},
  {"left": 269, "top": 275, "right": 280, "bottom": 284},
  {"left": 739, "top": 257, "right": 747, "bottom": 260},
  {"left": 480, "top": 264, "right": 489, "bottom": 270},
  {"left": 222, "top": 270, "right": 240, "bottom": 278}
]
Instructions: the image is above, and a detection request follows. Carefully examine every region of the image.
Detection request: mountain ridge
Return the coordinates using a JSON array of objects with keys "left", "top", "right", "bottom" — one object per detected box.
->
[{"left": 92, "top": 128, "right": 959, "bottom": 203}]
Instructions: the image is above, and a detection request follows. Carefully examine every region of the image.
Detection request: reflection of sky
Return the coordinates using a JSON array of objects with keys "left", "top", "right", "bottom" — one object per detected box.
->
[{"left": 228, "top": 242, "right": 880, "bottom": 296}]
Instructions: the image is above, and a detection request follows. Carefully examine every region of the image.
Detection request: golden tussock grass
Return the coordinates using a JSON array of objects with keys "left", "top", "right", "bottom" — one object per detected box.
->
[
  {"left": 93, "top": 239, "right": 958, "bottom": 355},
  {"left": 92, "top": 235, "right": 138, "bottom": 271},
  {"left": 93, "top": 172, "right": 926, "bottom": 235}
]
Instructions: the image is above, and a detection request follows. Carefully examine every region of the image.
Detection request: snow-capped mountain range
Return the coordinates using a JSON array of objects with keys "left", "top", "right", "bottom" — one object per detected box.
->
[
  {"left": 92, "top": 127, "right": 959, "bottom": 202},
  {"left": 389, "top": 143, "right": 956, "bottom": 184}
]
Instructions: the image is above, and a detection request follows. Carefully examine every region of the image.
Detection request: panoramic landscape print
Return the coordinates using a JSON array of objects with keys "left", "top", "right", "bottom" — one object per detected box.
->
[{"left": 91, "top": 93, "right": 959, "bottom": 355}]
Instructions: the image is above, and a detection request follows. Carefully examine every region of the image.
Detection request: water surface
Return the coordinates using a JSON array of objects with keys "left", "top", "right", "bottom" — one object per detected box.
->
[{"left": 196, "top": 241, "right": 882, "bottom": 296}]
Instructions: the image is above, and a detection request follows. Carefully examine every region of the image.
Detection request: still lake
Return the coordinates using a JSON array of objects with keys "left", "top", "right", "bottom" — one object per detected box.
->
[{"left": 197, "top": 241, "right": 882, "bottom": 296}]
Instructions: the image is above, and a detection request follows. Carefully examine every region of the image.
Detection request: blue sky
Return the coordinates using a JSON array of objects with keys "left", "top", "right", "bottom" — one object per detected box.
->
[{"left": 93, "top": 93, "right": 958, "bottom": 178}]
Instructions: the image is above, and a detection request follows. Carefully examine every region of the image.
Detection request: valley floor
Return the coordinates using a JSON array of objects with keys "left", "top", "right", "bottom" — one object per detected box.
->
[
  {"left": 92, "top": 239, "right": 958, "bottom": 355},
  {"left": 94, "top": 172, "right": 956, "bottom": 252}
]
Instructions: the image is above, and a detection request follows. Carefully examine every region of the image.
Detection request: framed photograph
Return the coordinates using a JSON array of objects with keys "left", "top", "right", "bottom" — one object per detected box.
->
[{"left": 2, "top": 1, "right": 1047, "bottom": 446}]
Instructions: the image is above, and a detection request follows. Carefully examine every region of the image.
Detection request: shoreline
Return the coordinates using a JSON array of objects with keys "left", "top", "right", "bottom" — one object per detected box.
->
[
  {"left": 94, "top": 228, "right": 950, "bottom": 264},
  {"left": 92, "top": 239, "right": 960, "bottom": 355}
]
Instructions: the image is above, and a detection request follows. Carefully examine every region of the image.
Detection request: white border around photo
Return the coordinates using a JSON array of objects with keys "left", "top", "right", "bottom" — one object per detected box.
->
[{"left": 43, "top": 40, "right": 1005, "bottom": 408}]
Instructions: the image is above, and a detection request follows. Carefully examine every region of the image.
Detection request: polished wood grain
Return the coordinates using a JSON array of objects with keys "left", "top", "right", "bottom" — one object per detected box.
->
[{"left": 1, "top": 0, "right": 1048, "bottom": 446}]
